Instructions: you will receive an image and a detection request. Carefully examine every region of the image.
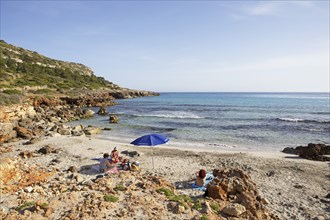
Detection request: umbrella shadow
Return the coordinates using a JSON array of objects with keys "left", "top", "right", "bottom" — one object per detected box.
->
[
  {"left": 79, "top": 164, "right": 100, "bottom": 175},
  {"left": 174, "top": 178, "right": 195, "bottom": 190}
]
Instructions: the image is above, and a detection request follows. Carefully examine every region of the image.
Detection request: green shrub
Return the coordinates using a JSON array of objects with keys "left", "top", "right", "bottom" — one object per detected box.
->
[
  {"left": 193, "top": 199, "right": 203, "bottom": 211},
  {"left": 31, "top": 89, "right": 52, "bottom": 94},
  {"left": 3, "top": 89, "right": 21, "bottom": 95},
  {"left": 0, "top": 93, "right": 23, "bottom": 106},
  {"left": 157, "top": 188, "right": 192, "bottom": 210},
  {"left": 104, "top": 194, "right": 119, "bottom": 203},
  {"left": 114, "top": 184, "right": 125, "bottom": 191},
  {"left": 156, "top": 188, "right": 175, "bottom": 197},
  {"left": 210, "top": 202, "right": 220, "bottom": 214},
  {"left": 41, "top": 202, "right": 48, "bottom": 208},
  {"left": 201, "top": 215, "right": 209, "bottom": 220},
  {"left": 17, "top": 201, "right": 35, "bottom": 211}
]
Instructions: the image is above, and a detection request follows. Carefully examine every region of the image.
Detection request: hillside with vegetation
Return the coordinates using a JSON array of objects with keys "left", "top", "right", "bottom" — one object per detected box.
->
[{"left": 0, "top": 40, "right": 157, "bottom": 105}]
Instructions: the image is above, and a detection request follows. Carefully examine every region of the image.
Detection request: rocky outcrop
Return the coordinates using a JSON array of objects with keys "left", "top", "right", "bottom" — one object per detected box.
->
[
  {"left": 282, "top": 143, "right": 330, "bottom": 161},
  {"left": 206, "top": 168, "right": 274, "bottom": 220},
  {"left": 0, "top": 88, "right": 158, "bottom": 143},
  {"left": 0, "top": 157, "right": 56, "bottom": 193},
  {"left": 62, "top": 92, "right": 116, "bottom": 107}
]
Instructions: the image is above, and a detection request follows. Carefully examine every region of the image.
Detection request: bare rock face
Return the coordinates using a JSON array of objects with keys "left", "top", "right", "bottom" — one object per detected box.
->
[
  {"left": 206, "top": 168, "right": 273, "bottom": 219},
  {"left": 282, "top": 143, "right": 330, "bottom": 161}
]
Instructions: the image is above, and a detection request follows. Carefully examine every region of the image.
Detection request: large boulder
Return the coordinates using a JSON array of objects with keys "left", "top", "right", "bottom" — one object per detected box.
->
[
  {"left": 83, "top": 109, "right": 95, "bottom": 118},
  {"left": 84, "top": 126, "right": 101, "bottom": 135},
  {"left": 71, "top": 124, "right": 85, "bottom": 136},
  {"left": 206, "top": 168, "right": 273, "bottom": 219},
  {"left": 282, "top": 143, "right": 330, "bottom": 161}
]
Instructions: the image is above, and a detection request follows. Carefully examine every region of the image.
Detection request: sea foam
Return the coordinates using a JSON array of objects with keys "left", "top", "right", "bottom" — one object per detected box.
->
[{"left": 133, "top": 111, "right": 204, "bottom": 119}]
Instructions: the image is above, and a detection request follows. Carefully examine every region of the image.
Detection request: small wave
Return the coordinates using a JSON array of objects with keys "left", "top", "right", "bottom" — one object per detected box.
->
[
  {"left": 277, "top": 118, "right": 330, "bottom": 124},
  {"left": 132, "top": 111, "right": 204, "bottom": 119}
]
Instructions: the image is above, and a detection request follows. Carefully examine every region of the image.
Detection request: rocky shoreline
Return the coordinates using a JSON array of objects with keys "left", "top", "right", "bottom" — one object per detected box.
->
[
  {"left": 0, "top": 89, "right": 158, "bottom": 144},
  {"left": 0, "top": 92, "right": 329, "bottom": 220}
]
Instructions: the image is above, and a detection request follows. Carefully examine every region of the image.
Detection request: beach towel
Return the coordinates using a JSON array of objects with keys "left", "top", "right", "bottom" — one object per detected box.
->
[{"left": 191, "top": 173, "right": 214, "bottom": 191}]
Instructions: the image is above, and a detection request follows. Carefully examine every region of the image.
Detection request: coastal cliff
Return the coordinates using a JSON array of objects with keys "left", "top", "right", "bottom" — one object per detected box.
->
[{"left": 0, "top": 40, "right": 159, "bottom": 106}]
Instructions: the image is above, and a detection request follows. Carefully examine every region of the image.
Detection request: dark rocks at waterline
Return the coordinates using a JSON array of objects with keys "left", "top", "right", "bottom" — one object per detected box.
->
[
  {"left": 108, "top": 90, "right": 159, "bottom": 99},
  {"left": 109, "top": 115, "right": 119, "bottom": 123},
  {"left": 97, "top": 106, "right": 108, "bottom": 115},
  {"left": 282, "top": 143, "right": 330, "bottom": 161}
]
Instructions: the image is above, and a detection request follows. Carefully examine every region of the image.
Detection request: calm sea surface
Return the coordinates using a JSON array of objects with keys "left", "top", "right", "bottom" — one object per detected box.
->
[{"left": 70, "top": 93, "right": 330, "bottom": 151}]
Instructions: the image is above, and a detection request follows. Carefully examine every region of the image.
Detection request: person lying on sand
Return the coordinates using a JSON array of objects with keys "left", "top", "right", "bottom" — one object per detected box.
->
[
  {"left": 195, "top": 169, "right": 207, "bottom": 187},
  {"left": 111, "top": 147, "right": 120, "bottom": 163},
  {"left": 99, "top": 153, "right": 113, "bottom": 173}
]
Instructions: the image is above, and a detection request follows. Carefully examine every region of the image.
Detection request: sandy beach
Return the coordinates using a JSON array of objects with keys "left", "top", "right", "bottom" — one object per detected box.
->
[{"left": 1, "top": 135, "right": 329, "bottom": 219}]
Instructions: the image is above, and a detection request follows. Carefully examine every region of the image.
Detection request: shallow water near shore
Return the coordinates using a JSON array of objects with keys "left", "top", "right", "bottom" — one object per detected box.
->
[{"left": 69, "top": 92, "right": 330, "bottom": 151}]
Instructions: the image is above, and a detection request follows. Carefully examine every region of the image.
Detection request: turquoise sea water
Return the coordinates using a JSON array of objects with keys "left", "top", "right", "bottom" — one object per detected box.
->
[{"left": 70, "top": 93, "right": 330, "bottom": 151}]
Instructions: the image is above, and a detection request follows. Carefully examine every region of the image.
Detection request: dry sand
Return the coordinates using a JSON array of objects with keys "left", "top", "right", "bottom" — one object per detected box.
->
[{"left": 1, "top": 135, "right": 329, "bottom": 219}]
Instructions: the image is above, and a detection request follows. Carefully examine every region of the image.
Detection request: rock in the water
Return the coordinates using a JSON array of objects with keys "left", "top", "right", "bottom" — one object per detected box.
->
[
  {"left": 109, "top": 115, "right": 119, "bottom": 123},
  {"left": 97, "top": 106, "right": 108, "bottom": 115}
]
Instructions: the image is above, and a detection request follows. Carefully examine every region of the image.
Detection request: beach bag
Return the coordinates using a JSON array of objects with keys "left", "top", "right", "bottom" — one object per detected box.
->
[{"left": 130, "top": 163, "right": 140, "bottom": 171}]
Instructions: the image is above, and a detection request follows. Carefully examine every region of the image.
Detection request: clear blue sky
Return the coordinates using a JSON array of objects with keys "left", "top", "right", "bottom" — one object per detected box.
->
[{"left": 1, "top": 1, "right": 329, "bottom": 92}]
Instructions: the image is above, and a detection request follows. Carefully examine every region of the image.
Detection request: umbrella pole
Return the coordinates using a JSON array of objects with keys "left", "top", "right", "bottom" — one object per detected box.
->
[{"left": 152, "top": 156, "right": 154, "bottom": 170}]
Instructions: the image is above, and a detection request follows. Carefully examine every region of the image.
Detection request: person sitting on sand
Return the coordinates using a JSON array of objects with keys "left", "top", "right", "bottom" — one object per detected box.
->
[
  {"left": 195, "top": 169, "right": 207, "bottom": 187},
  {"left": 121, "top": 158, "right": 130, "bottom": 170},
  {"left": 111, "top": 147, "right": 120, "bottom": 163},
  {"left": 99, "top": 153, "right": 112, "bottom": 173}
]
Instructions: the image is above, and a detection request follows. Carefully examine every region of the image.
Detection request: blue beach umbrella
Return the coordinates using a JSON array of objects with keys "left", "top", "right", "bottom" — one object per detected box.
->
[
  {"left": 130, "top": 134, "right": 169, "bottom": 169},
  {"left": 130, "top": 133, "right": 169, "bottom": 146}
]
